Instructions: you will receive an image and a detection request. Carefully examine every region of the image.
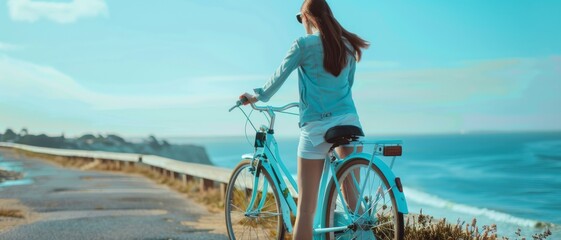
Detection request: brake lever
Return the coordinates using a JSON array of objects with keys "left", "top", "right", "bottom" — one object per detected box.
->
[
  {"left": 228, "top": 96, "right": 250, "bottom": 112},
  {"left": 228, "top": 100, "right": 242, "bottom": 112}
]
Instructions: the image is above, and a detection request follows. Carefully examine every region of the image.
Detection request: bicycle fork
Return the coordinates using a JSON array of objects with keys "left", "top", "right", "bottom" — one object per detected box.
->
[{"left": 245, "top": 159, "right": 298, "bottom": 233}]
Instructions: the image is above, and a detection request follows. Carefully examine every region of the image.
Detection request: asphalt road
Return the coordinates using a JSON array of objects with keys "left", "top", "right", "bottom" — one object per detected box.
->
[{"left": 0, "top": 149, "right": 229, "bottom": 240}]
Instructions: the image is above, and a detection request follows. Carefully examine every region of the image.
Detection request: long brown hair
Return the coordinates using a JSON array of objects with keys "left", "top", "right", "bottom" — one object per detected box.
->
[{"left": 302, "top": 0, "right": 369, "bottom": 76}]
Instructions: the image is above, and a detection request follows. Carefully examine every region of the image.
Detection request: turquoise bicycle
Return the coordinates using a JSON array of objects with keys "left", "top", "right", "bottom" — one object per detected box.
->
[{"left": 225, "top": 99, "right": 408, "bottom": 240}]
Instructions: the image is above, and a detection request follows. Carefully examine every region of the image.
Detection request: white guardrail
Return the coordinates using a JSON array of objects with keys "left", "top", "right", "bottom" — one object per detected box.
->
[{"left": 0, "top": 142, "right": 233, "bottom": 194}]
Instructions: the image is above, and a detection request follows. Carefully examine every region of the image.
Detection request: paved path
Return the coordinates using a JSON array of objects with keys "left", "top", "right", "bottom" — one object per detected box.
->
[{"left": 0, "top": 149, "right": 228, "bottom": 240}]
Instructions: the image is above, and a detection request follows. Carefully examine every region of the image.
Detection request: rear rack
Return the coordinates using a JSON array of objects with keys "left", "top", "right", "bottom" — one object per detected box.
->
[
  {"left": 361, "top": 140, "right": 403, "bottom": 145},
  {"left": 346, "top": 139, "right": 403, "bottom": 169},
  {"left": 339, "top": 139, "right": 403, "bottom": 161}
]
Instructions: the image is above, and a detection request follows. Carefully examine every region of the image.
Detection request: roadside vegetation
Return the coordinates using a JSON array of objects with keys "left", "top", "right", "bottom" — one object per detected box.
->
[
  {"left": 0, "top": 209, "right": 24, "bottom": 219},
  {"left": 405, "top": 210, "right": 552, "bottom": 240},
  {"left": 0, "top": 169, "right": 22, "bottom": 183}
]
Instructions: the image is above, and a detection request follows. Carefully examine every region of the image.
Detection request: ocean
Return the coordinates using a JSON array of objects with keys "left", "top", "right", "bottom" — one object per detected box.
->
[{"left": 173, "top": 131, "right": 561, "bottom": 238}]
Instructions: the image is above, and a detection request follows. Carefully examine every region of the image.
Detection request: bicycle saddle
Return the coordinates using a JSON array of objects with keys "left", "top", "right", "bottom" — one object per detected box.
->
[{"left": 324, "top": 125, "right": 364, "bottom": 144}]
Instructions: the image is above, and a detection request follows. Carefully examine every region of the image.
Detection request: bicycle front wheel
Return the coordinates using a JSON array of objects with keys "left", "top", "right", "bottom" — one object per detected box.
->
[
  {"left": 324, "top": 158, "right": 404, "bottom": 240},
  {"left": 224, "top": 160, "right": 285, "bottom": 240}
]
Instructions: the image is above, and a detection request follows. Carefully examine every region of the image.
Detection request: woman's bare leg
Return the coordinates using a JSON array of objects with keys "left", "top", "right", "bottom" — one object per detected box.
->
[
  {"left": 293, "top": 158, "right": 324, "bottom": 240},
  {"left": 336, "top": 146, "right": 363, "bottom": 213}
]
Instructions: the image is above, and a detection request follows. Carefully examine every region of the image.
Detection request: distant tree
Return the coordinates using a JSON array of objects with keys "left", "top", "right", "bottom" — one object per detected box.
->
[
  {"left": 19, "top": 128, "right": 28, "bottom": 137},
  {"left": 147, "top": 135, "right": 161, "bottom": 150},
  {"left": 78, "top": 134, "right": 96, "bottom": 141},
  {"left": 21, "top": 134, "right": 64, "bottom": 148},
  {"left": 107, "top": 134, "right": 126, "bottom": 144},
  {"left": 2, "top": 129, "right": 17, "bottom": 142},
  {"left": 18, "top": 135, "right": 33, "bottom": 145}
]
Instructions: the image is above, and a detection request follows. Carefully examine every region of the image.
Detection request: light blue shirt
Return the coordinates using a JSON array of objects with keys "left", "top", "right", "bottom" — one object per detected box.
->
[{"left": 254, "top": 32, "right": 358, "bottom": 127}]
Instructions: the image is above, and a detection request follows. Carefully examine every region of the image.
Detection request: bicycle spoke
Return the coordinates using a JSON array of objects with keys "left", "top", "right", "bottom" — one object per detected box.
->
[
  {"left": 263, "top": 228, "right": 273, "bottom": 239},
  {"left": 261, "top": 199, "right": 277, "bottom": 210},
  {"left": 238, "top": 219, "right": 248, "bottom": 239},
  {"left": 353, "top": 186, "right": 393, "bottom": 221},
  {"left": 230, "top": 203, "right": 245, "bottom": 212},
  {"left": 259, "top": 211, "right": 282, "bottom": 217},
  {"left": 375, "top": 221, "right": 393, "bottom": 240},
  {"left": 253, "top": 224, "right": 259, "bottom": 239}
]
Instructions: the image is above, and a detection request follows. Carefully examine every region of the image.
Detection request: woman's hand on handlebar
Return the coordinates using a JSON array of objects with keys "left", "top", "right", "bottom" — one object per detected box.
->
[
  {"left": 240, "top": 93, "right": 258, "bottom": 105},
  {"left": 229, "top": 93, "right": 258, "bottom": 112}
]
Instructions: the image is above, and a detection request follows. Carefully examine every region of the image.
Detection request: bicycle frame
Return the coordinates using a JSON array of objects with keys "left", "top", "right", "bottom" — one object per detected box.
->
[
  {"left": 249, "top": 130, "right": 299, "bottom": 232},
  {"left": 235, "top": 102, "right": 408, "bottom": 238}
]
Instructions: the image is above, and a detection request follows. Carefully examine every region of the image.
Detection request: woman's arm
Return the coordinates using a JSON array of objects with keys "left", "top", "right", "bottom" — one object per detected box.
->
[{"left": 253, "top": 39, "right": 302, "bottom": 102}]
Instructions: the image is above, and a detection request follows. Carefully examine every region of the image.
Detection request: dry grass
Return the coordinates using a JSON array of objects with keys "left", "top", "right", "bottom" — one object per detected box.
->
[
  {"left": 0, "top": 198, "right": 40, "bottom": 233},
  {"left": 404, "top": 210, "right": 552, "bottom": 240},
  {"left": 0, "top": 209, "right": 24, "bottom": 218},
  {"left": 0, "top": 169, "right": 23, "bottom": 182}
]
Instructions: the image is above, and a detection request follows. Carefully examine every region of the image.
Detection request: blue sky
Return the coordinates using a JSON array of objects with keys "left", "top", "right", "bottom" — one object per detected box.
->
[{"left": 1, "top": 0, "right": 560, "bottom": 138}]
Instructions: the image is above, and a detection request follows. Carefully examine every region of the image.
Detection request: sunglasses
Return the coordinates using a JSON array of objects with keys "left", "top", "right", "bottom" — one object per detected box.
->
[{"left": 296, "top": 13, "right": 302, "bottom": 24}]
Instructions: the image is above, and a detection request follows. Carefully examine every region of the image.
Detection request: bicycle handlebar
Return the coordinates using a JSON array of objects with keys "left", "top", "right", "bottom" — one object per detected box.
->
[
  {"left": 229, "top": 101, "right": 299, "bottom": 113},
  {"left": 229, "top": 99, "right": 299, "bottom": 132},
  {"left": 249, "top": 102, "right": 299, "bottom": 112}
]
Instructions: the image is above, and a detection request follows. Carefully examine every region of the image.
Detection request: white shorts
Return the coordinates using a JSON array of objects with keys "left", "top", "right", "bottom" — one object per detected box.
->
[{"left": 297, "top": 114, "right": 362, "bottom": 160}]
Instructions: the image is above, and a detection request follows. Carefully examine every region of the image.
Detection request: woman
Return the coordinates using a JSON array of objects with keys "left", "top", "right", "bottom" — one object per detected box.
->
[{"left": 241, "top": 0, "right": 369, "bottom": 238}]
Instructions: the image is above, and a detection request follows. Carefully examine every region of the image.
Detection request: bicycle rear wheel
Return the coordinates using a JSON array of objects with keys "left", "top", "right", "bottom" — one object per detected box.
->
[
  {"left": 225, "top": 160, "right": 285, "bottom": 240},
  {"left": 324, "top": 158, "right": 404, "bottom": 240}
]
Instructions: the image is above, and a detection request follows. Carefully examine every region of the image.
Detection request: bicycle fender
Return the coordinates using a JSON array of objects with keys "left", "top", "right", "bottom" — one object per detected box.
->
[{"left": 342, "top": 153, "right": 409, "bottom": 214}]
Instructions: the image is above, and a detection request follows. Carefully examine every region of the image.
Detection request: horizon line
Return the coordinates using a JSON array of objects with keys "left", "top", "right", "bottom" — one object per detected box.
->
[{"left": 2, "top": 128, "right": 560, "bottom": 142}]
